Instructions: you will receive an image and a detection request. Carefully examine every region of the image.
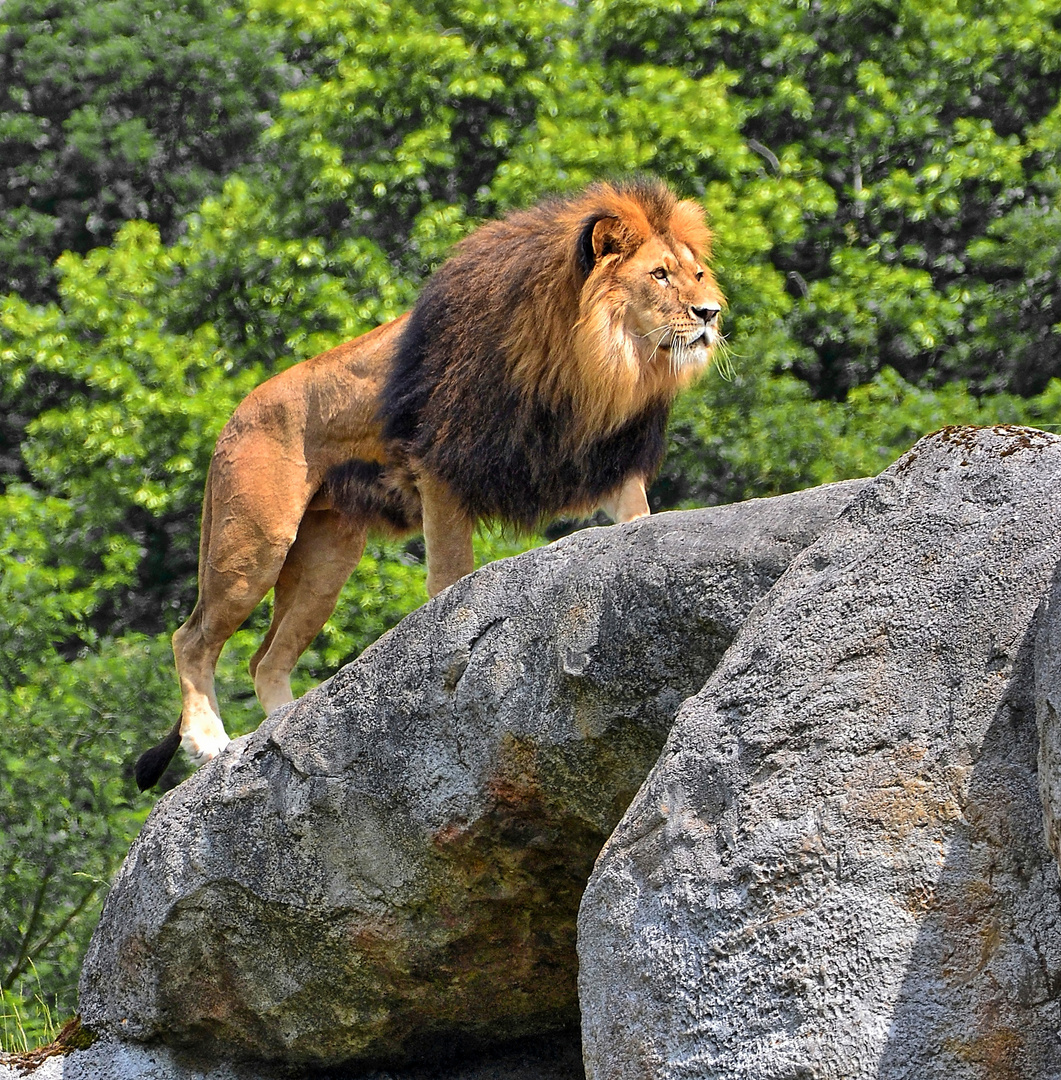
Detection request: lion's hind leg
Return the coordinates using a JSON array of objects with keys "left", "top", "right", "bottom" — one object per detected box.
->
[
  {"left": 136, "top": 572, "right": 272, "bottom": 792},
  {"left": 136, "top": 445, "right": 315, "bottom": 788},
  {"left": 172, "top": 593, "right": 253, "bottom": 765},
  {"left": 250, "top": 509, "right": 369, "bottom": 715}
]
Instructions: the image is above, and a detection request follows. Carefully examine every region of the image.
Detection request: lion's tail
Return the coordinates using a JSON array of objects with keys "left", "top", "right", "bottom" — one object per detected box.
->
[
  {"left": 135, "top": 459, "right": 213, "bottom": 794},
  {"left": 134, "top": 719, "right": 182, "bottom": 791}
]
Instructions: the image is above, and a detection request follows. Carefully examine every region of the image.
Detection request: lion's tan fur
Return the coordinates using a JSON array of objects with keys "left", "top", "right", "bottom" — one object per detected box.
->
[{"left": 135, "top": 178, "right": 724, "bottom": 790}]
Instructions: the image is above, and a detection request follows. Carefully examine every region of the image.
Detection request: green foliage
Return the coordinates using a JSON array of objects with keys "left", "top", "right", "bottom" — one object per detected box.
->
[
  {"left": 1, "top": 978, "right": 61, "bottom": 1053},
  {"left": 0, "top": 0, "right": 291, "bottom": 301},
  {"left": 1, "top": 223, "right": 262, "bottom": 638},
  {"left": 4, "top": 0, "right": 1061, "bottom": 1051},
  {"left": 255, "top": 0, "right": 577, "bottom": 257},
  {"left": 163, "top": 177, "right": 418, "bottom": 371},
  {"left": 0, "top": 636, "right": 174, "bottom": 1025},
  {"left": 660, "top": 365, "right": 1047, "bottom": 508},
  {"left": 584, "top": 0, "right": 1061, "bottom": 395}
]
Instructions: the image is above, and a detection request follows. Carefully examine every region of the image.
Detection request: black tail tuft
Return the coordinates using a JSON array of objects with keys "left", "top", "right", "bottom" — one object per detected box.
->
[{"left": 134, "top": 721, "right": 182, "bottom": 792}]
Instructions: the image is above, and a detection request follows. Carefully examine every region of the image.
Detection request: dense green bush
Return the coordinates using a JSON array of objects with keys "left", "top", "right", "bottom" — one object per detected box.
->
[
  {"left": 3, "top": 0, "right": 1061, "bottom": 1046},
  {"left": 0, "top": 0, "right": 291, "bottom": 301}
]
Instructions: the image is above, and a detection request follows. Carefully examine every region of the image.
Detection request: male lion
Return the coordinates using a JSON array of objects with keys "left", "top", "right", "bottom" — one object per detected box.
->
[{"left": 135, "top": 177, "right": 724, "bottom": 790}]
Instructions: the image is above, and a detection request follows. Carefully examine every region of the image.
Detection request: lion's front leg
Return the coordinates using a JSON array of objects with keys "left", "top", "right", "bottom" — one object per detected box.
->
[
  {"left": 418, "top": 473, "right": 475, "bottom": 598},
  {"left": 600, "top": 475, "right": 650, "bottom": 523}
]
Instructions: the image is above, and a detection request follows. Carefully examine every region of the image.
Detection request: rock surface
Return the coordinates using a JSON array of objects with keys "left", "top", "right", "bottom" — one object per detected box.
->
[
  {"left": 77, "top": 481, "right": 866, "bottom": 1070},
  {"left": 578, "top": 426, "right": 1061, "bottom": 1080},
  {"left": 1036, "top": 560, "right": 1061, "bottom": 866}
]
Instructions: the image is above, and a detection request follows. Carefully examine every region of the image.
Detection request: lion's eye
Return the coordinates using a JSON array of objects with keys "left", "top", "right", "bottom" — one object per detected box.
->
[
  {"left": 651, "top": 268, "right": 669, "bottom": 282},
  {"left": 696, "top": 268, "right": 705, "bottom": 281}
]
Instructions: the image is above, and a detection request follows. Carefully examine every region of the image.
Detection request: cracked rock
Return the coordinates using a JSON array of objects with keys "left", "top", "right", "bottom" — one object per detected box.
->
[
  {"left": 579, "top": 426, "right": 1061, "bottom": 1080},
  {"left": 76, "top": 482, "right": 864, "bottom": 1070}
]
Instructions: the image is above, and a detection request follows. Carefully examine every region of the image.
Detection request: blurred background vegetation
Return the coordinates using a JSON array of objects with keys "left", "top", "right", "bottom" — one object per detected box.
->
[{"left": 2, "top": 0, "right": 1061, "bottom": 1050}]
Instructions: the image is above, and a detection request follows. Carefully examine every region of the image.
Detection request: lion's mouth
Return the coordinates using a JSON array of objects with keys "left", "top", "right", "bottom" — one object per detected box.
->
[
  {"left": 651, "top": 330, "right": 713, "bottom": 375},
  {"left": 646, "top": 326, "right": 714, "bottom": 374},
  {"left": 666, "top": 328, "right": 711, "bottom": 349},
  {"left": 659, "top": 331, "right": 699, "bottom": 349}
]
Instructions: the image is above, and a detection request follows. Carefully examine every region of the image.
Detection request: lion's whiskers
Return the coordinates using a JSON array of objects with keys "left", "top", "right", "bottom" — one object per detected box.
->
[
  {"left": 674, "top": 337, "right": 691, "bottom": 377},
  {"left": 712, "top": 334, "right": 736, "bottom": 382},
  {"left": 635, "top": 324, "right": 671, "bottom": 340},
  {"left": 639, "top": 323, "right": 671, "bottom": 366},
  {"left": 665, "top": 333, "right": 693, "bottom": 376},
  {"left": 635, "top": 323, "right": 677, "bottom": 367}
]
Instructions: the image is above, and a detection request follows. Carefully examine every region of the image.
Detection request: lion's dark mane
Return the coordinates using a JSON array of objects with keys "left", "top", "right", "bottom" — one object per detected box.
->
[
  {"left": 380, "top": 180, "right": 683, "bottom": 530},
  {"left": 319, "top": 458, "right": 422, "bottom": 533}
]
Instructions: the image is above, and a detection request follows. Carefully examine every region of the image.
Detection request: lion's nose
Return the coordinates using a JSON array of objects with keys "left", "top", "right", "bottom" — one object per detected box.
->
[{"left": 691, "top": 304, "right": 721, "bottom": 325}]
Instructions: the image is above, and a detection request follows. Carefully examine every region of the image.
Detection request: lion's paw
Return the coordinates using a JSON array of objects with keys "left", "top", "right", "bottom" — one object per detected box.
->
[{"left": 181, "top": 730, "right": 230, "bottom": 768}]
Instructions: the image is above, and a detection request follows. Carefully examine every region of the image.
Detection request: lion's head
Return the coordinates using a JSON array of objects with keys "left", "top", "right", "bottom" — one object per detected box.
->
[
  {"left": 566, "top": 181, "right": 724, "bottom": 430},
  {"left": 495, "top": 178, "right": 726, "bottom": 435}
]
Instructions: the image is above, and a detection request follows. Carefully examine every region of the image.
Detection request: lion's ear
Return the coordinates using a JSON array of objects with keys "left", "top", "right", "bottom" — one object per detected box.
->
[{"left": 577, "top": 214, "right": 640, "bottom": 277}]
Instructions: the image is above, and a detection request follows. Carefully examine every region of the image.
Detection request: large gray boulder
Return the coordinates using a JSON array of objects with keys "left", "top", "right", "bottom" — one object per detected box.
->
[
  {"left": 76, "top": 481, "right": 865, "bottom": 1071},
  {"left": 579, "top": 426, "right": 1061, "bottom": 1079}
]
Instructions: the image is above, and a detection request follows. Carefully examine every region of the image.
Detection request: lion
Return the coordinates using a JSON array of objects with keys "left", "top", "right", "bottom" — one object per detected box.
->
[{"left": 134, "top": 177, "right": 725, "bottom": 790}]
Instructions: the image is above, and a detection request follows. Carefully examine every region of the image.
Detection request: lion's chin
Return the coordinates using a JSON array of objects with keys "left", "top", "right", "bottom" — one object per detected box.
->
[{"left": 656, "top": 335, "right": 713, "bottom": 374}]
